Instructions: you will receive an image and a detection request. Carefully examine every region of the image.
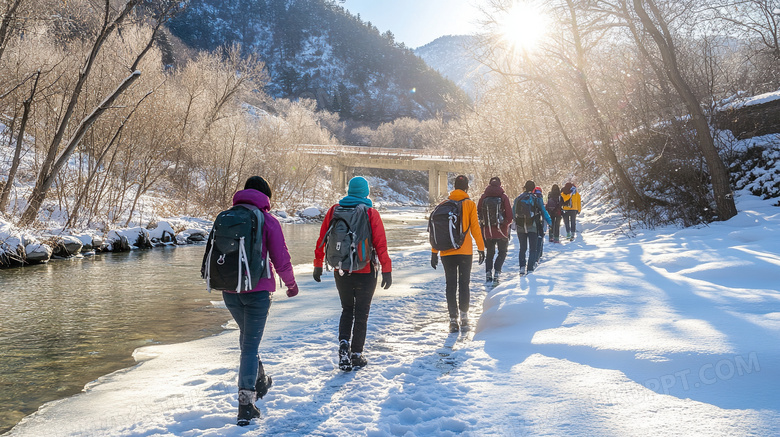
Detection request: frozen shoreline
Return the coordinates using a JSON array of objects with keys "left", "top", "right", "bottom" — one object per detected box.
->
[{"left": 7, "top": 193, "right": 780, "bottom": 436}]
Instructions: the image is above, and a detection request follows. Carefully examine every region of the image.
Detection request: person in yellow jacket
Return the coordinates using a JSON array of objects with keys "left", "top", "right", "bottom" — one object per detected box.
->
[
  {"left": 561, "top": 182, "right": 582, "bottom": 241},
  {"left": 430, "top": 175, "right": 485, "bottom": 333}
]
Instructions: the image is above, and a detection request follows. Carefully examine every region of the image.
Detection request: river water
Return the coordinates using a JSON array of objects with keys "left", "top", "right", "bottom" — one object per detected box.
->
[{"left": 0, "top": 207, "right": 429, "bottom": 433}]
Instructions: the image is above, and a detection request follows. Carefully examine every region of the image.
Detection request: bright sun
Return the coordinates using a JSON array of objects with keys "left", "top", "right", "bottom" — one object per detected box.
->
[{"left": 498, "top": 2, "right": 550, "bottom": 52}]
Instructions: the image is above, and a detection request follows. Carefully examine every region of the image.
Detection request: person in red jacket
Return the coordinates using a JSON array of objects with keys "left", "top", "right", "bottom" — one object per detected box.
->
[
  {"left": 313, "top": 176, "right": 392, "bottom": 371},
  {"left": 477, "top": 177, "right": 513, "bottom": 284}
]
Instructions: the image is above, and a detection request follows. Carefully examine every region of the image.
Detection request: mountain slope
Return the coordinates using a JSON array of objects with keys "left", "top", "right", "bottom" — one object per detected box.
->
[
  {"left": 168, "top": 0, "right": 468, "bottom": 121},
  {"left": 414, "top": 35, "right": 493, "bottom": 99}
]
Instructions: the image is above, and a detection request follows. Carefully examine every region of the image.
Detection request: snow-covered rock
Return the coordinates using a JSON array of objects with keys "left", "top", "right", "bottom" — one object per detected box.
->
[
  {"left": 107, "top": 227, "right": 152, "bottom": 251},
  {"left": 25, "top": 243, "right": 52, "bottom": 263},
  {"left": 147, "top": 221, "right": 176, "bottom": 245},
  {"left": 300, "top": 207, "right": 321, "bottom": 219}
]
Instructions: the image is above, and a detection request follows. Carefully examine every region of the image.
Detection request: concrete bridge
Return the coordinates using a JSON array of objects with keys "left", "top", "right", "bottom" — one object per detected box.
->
[{"left": 299, "top": 145, "right": 475, "bottom": 203}]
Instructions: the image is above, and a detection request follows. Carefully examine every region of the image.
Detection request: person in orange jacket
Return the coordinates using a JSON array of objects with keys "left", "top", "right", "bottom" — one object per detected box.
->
[
  {"left": 313, "top": 176, "right": 392, "bottom": 371},
  {"left": 430, "top": 175, "right": 485, "bottom": 333}
]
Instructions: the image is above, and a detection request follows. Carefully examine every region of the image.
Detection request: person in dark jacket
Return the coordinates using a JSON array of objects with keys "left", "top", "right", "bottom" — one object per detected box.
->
[
  {"left": 513, "top": 180, "right": 551, "bottom": 275},
  {"left": 533, "top": 186, "right": 546, "bottom": 268},
  {"left": 313, "top": 176, "right": 393, "bottom": 371},
  {"left": 546, "top": 184, "right": 563, "bottom": 244},
  {"left": 477, "top": 176, "right": 513, "bottom": 284},
  {"left": 203, "top": 176, "right": 298, "bottom": 426}
]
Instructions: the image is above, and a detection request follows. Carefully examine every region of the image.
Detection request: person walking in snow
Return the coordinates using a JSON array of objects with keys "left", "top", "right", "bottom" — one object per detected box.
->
[
  {"left": 513, "top": 180, "right": 552, "bottom": 275},
  {"left": 477, "top": 176, "right": 513, "bottom": 285},
  {"left": 546, "top": 184, "right": 563, "bottom": 244},
  {"left": 313, "top": 176, "right": 393, "bottom": 372},
  {"left": 202, "top": 176, "right": 298, "bottom": 426},
  {"left": 561, "top": 182, "right": 582, "bottom": 241},
  {"left": 533, "top": 186, "right": 547, "bottom": 268},
  {"left": 430, "top": 175, "right": 485, "bottom": 333}
]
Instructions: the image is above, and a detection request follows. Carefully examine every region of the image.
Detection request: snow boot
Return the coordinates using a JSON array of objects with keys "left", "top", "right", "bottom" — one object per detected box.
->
[
  {"left": 255, "top": 360, "right": 273, "bottom": 399},
  {"left": 351, "top": 352, "right": 367, "bottom": 369},
  {"left": 493, "top": 271, "right": 501, "bottom": 284},
  {"left": 486, "top": 271, "right": 493, "bottom": 283},
  {"left": 460, "top": 311, "right": 470, "bottom": 332},
  {"left": 519, "top": 265, "right": 526, "bottom": 276},
  {"left": 338, "top": 339, "right": 352, "bottom": 371},
  {"left": 449, "top": 317, "right": 460, "bottom": 333},
  {"left": 237, "top": 389, "right": 260, "bottom": 426}
]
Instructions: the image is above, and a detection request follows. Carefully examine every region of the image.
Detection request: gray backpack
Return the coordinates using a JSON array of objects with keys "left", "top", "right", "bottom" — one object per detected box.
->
[{"left": 319, "top": 204, "right": 374, "bottom": 274}]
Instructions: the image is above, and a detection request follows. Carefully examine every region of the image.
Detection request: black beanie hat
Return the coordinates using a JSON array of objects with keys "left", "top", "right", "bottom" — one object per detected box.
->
[
  {"left": 244, "top": 176, "right": 272, "bottom": 198},
  {"left": 489, "top": 176, "right": 501, "bottom": 187},
  {"left": 524, "top": 180, "right": 536, "bottom": 192},
  {"left": 454, "top": 175, "right": 469, "bottom": 191}
]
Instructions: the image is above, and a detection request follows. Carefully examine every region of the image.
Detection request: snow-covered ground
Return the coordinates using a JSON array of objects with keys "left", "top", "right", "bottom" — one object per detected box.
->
[{"left": 7, "top": 192, "right": 780, "bottom": 436}]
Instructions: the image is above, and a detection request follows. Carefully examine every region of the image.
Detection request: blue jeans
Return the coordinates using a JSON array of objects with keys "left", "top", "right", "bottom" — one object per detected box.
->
[
  {"left": 517, "top": 231, "right": 538, "bottom": 270},
  {"left": 223, "top": 291, "right": 271, "bottom": 390}
]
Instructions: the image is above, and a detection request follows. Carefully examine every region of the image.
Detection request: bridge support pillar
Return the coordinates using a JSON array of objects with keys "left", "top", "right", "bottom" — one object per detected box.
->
[
  {"left": 332, "top": 164, "right": 347, "bottom": 195},
  {"left": 428, "top": 169, "right": 449, "bottom": 204}
]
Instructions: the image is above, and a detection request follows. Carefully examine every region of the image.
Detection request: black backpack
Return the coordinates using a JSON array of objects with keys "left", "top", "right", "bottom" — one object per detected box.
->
[
  {"left": 428, "top": 199, "right": 469, "bottom": 251},
  {"left": 480, "top": 196, "right": 507, "bottom": 238},
  {"left": 202, "top": 204, "right": 269, "bottom": 292},
  {"left": 546, "top": 196, "right": 562, "bottom": 217},
  {"left": 513, "top": 193, "right": 537, "bottom": 228},
  {"left": 319, "top": 204, "right": 374, "bottom": 273}
]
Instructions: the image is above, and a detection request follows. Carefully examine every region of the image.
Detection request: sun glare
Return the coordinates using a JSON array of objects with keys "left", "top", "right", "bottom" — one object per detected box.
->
[{"left": 498, "top": 2, "right": 550, "bottom": 52}]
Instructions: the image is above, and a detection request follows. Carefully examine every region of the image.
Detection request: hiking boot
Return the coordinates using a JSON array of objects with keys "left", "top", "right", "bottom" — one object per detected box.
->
[
  {"left": 519, "top": 266, "right": 526, "bottom": 276},
  {"left": 255, "top": 360, "right": 273, "bottom": 399},
  {"left": 351, "top": 352, "right": 368, "bottom": 368},
  {"left": 549, "top": 236, "right": 554, "bottom": 243},
  {"left": 554, "top": 239, "right": 561, "bottom": 244},
  {"left": 237, "top": 389, "right": 260, "bottom": 426},
  {"left": 449, "top": 318, "right": 459, "bottom": 333},
  {"left": 338, "top": 340, "right": 352, "bottom": 371},
  {"left": 255, "top": 375, "right": 273, "bottom": 399},
  {"left": 566, "top": 232, "right": 572, "bottom": 239},
  {"left": 460, "top": 311, "right": 470, "bottom": 332},
  {"left": 486, "top": 271, "right": 493, "bottom": 282},
  {"left": 493, "top": 271, "right": 501, "bottom": 284}
]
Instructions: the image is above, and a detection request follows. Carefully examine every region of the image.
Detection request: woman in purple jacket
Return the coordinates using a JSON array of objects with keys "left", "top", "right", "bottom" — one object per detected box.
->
[{"left": 217, "top": 176, "right": 298, "bottom": 426}]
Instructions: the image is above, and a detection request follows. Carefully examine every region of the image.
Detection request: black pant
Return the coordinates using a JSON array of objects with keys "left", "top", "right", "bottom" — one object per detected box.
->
[
  {"left": 441, "top": 254, "right": 472, "bottom": 319},
  {"left": 563, "top": 210, "right": 577, "bottom": 235},
  {"left": 334, "top": 271, "right": 377, "bottom": 353},
  {"left": 550, "top": 215, "right": 562, "bottom": 241},
  {"left": 484, "top": 238, "right": 509, "bottom": 274}
]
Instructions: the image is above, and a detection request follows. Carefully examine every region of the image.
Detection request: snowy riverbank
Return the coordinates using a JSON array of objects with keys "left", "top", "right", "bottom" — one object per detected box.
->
[{"left": 7, "top": 192, "right": 780, "bottom": 436}]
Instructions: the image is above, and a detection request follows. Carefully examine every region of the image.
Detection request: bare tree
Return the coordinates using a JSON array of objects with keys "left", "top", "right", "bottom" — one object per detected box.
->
[{"left": 632, "top": 0, "right": 738, "bottom": 220}]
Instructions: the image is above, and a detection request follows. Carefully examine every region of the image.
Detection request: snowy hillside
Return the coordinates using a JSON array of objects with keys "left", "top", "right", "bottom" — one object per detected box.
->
[
  {"left": 8, "top": 190, "right": 780, "bottom": 436},
  {"left": 415, "top": 35, "right": 494, "bottom": 99},
  {"left": 168, "top": 0, "right": 468, "bottom": 121}
]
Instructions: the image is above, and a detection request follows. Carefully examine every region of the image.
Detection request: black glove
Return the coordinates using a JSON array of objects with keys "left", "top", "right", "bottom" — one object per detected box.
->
[
  {"left": 430, "top": 252, "right": 438, "bottom": 269},
  {"left": 381, "top": 272, "right": 392, "bottom": 289},
  {"left": 478, "top": 250, "right": 485, "bottom": 265},
  {"left": 313, "top": 267, "right": 322, "bottom": 282}
]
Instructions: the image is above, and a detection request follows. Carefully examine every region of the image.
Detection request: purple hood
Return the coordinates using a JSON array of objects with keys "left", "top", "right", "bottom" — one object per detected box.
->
[{"left": 228, "top": 189, "right": 296, "bottom": 293}]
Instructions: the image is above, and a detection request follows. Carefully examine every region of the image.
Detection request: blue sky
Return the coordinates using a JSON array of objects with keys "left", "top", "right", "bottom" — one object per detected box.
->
[{"left": 341, "top": 0, "right": 483, "bottom": 48}]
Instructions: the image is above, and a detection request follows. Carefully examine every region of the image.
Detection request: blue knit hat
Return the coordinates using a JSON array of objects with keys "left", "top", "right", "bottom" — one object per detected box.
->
[{"left": 347, "top": 176, "right": 370, "bottom": 198}]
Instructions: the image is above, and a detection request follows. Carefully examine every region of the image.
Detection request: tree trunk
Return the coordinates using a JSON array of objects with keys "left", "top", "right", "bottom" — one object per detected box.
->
[
  {"left": 20, "top": 71, "right": 142, "bottom": 225},
  {"left": 565, "top": 0, "right": 647, "bottom": 209},
  {"left": 632, "top": 0, "right": 738, "bottom": 220},
  {"left": 1, "top": 70, "right": 39, "bottom": 213},
  {"left": 0, "top": 0, "right": 23, "bottom": 63}
]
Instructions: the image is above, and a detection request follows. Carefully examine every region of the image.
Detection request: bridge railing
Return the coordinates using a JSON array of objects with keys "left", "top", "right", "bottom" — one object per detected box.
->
[{"left": 298, "top": 144, "right": 474, "bottom": 161}]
